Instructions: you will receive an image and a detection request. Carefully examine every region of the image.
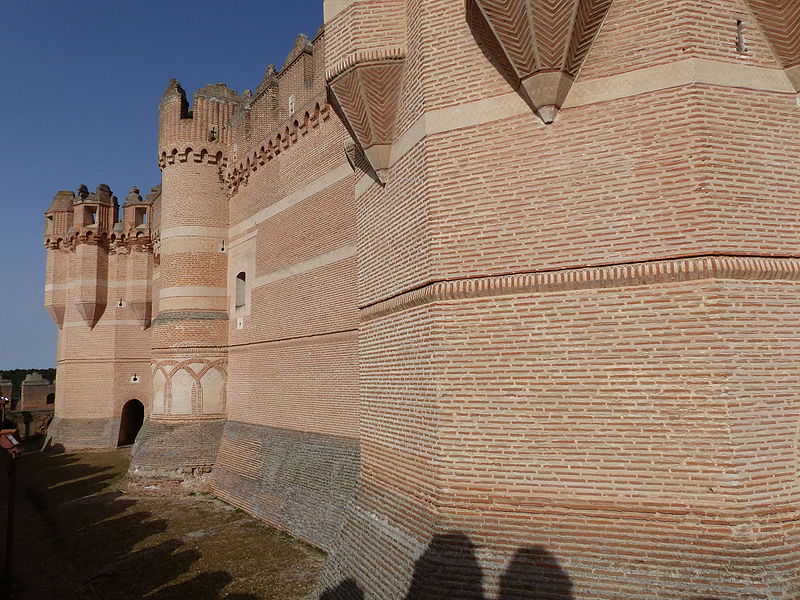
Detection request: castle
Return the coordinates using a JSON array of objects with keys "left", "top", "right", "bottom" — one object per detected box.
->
[{"left": 43, "top": 1, "right": 800, "bottom": 598}]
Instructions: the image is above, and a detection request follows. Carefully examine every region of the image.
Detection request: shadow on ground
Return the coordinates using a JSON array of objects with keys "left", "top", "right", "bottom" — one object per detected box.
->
[{"left": 0, "top": 440, "right": 325, "bottom": 600}]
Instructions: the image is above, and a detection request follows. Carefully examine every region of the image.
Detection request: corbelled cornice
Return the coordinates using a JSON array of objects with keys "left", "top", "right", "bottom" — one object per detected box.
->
[
  {"left": 744, "top": 0, "right": 800, "bottom": 92},
  {"left": 327, "top": 48, "right": 406, "bottom": 181},
  {"left": 470, "top": 0, "right": 613, "bottom": 123}
]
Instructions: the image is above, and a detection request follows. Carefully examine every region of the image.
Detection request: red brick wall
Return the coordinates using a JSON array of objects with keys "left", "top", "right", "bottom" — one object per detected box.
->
[{"left": 318, "top": 0, "right": 800, "bottom": 597}]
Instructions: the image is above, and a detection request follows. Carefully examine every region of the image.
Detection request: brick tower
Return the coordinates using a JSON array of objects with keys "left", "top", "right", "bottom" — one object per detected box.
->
[
  {"left": 129, "top": 81, "right": 238, "bottom": 483},
  {"left": 44, "top": 184, "right": 153, "bottom": 448}
]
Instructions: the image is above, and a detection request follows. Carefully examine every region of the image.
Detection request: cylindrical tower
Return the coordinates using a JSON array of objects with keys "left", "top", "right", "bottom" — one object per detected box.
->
[{"left": 130, "top": 79, "right": 239, "bottom": 485}]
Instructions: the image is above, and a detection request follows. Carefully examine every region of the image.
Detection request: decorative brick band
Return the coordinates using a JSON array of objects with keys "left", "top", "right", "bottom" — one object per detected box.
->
[
  {"left": 158, "top": 145, "right": 226, "bottom": 170},
  {"left": 361, "top": 255, "right": 800, "bottom": 320}
]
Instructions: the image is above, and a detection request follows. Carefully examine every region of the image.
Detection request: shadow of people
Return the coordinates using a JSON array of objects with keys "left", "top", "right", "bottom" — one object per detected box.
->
[
  {"left": 318, "top": 532, "right": 577, "bottom": 600},
  {"left": 498, "top": 546, "right": 574, "bottom": 600},
  {"left": 318, "top": 578, "right": 365, "bottom": 600},
  {"left": 405, "top": 531, "right": 485, "bottom": 600},
  {"left": 144, "top": 570, "right": 259, "bottom": 599}
]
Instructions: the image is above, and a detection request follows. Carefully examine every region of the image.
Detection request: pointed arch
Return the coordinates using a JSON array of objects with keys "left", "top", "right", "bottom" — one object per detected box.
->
[
  {"left": 200, "top": 368, "right": 225, "bottom": 415},
  {"left": 152, "top": 369, "right": 166, "bottom": 414},
  {"left": 170, "top": 369, "right": 194, "bottom": 414}
]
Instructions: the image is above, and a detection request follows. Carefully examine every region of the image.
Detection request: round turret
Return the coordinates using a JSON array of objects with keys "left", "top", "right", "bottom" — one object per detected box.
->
[{"left": 158, "top": 79, "right": 241, "bottom": 170}]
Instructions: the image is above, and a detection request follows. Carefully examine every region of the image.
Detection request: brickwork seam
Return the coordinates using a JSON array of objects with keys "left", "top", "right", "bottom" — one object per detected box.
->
[
  {"left": 228, "top": 327, "right": 358, "bottom": 350},
  {"left": 361, "top": 255, "right": 800, "bottom": 320}
]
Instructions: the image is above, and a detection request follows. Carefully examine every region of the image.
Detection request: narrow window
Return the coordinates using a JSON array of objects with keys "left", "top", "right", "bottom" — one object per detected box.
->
[
  {"left": 736, "top": 20, "right": 748, "bottom": 54},
  {"left": 135, "top": 207, "right": 148, "bottom": 227},
  {"left": 288, "top": 95, "right": 295, "bottom": 115},
  {"left": 83, "top": 206, "right": 97, "bottom": 226},
  {"left": 235, "top": 271, "right": 247, "bottom": 309},
  {"left": 46, "top": 393, "right": 55, "bottom": 405}
]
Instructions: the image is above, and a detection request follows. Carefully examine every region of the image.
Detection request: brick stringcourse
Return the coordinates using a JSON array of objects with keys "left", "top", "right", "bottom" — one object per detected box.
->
[{"left": 361, "top": 255, "right": 800, "bottom": 320}]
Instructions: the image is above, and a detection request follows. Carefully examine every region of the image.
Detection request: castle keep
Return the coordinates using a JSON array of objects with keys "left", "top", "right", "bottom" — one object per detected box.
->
[{"left": 44, "top": 1, "right": 800, "bottom": 598}]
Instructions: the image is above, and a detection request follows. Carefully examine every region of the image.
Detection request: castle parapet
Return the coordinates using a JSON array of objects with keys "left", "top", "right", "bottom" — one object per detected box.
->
[
  {"left": 70, "top": 184, "right": 118, "bottom": 241},
  {"left": 158, "top": 79, "right": 239, "bottom": 168}
]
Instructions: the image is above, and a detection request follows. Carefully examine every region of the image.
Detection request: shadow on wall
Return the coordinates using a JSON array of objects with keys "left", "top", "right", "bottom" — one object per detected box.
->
[{"left": 319, "top": 531, "right": 574, "bottom": 600}]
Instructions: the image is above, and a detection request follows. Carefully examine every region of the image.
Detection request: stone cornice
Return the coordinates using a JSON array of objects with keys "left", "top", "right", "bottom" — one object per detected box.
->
[{"left": 361, "top": 255, "right": 800, "bottom": 320}]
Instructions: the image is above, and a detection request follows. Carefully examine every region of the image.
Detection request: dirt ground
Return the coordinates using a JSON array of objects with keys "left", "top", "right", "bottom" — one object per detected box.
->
[{"left": 0, "top": 441, "right": 326, "bottom": 600}]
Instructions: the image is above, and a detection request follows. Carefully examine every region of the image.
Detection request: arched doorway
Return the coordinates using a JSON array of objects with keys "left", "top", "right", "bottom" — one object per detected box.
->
[{"left": 117, "top": 399, "right": 144, "bottom": 446}]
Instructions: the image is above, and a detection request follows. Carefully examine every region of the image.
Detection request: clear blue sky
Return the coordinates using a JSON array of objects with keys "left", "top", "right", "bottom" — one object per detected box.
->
[{"left": 0, "top": 0, "right": 322, "bottom": 369}]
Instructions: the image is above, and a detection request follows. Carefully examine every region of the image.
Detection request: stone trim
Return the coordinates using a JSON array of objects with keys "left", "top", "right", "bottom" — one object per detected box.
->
[
  {"left": 159, "top": 286, "right": 227, "bottom": 299},
  {"left": 562, "top": 58, "right": 795, "bottom": 109},
  {"left": 254, "top": 244, "right": 356, "bottom": 288},
  {"left": 361, "top": 255, "right": 800, "bottom": 320},
  {"left": 323, "top": 0, "right": 357, "bottom": 22},
  {"left": 161, "top": 226, "right": 229, "bottom": 240},
  {"left": 62, "top": 319, "right": 151, "bottom": 329},
  {"left": 228, "top": 327, "right": 357, "bottom": 351},
  {"left": 386, "top": 59, "right": 796, "bottom": 172},
  {"left": 229, "top": 162, "right": 353, "bottom": 238}
]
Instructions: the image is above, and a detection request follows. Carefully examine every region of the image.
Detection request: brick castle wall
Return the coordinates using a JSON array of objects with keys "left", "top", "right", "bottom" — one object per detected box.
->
[
  {"left": 44, "top": 0, "right": 800, "bottom": 597},
  {"left": 317, "top": 0, "right": 800, "bottom": 598},
  {"left": 211, "top": 30, "right": 361, "bottom": 549}
]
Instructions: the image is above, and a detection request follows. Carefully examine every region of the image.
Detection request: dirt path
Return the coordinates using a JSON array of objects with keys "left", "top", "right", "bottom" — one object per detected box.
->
[{"left": 0, "top": 443, "right": 325, "bottom": 600}]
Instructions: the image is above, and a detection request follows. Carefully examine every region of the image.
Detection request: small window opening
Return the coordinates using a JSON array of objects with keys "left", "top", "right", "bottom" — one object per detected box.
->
[
  {"left": 83, "top": 206, "right": 98, "bottom": 226},
  {"left": 46, "top": 393, "right": 55, "bottom": 405},
  {"left": 131, "top": 374, "right": 139, "bottom": 383},
  {"left": 45, "top": 215, "right": 54, "bottom": 235},
  {"left": 117, "top": 299, "right": 125, "bottom": 308},
  {"left": 235, "top": 271, "right": 247, "bottom": 309},
  {"left": 736, "top": 20, "right": 748, "bottom": 54},
  {"left": 208, "top": 124, "right": 218, "bottom": 142},
  {"left": 135, "top": 207, "right": 148, "bottom": 227},
  {"left": 288, "top": 95, "right": 295, "bottom": 115}
]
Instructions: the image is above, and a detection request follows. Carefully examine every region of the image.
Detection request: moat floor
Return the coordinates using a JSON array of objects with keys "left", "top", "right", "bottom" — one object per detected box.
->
[{"left": 0, "top": 442, "right": 326, "bottom": 600}]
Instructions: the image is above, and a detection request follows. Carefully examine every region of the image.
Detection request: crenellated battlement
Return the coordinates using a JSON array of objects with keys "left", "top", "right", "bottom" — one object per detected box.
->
[
  {"left": 224, "top": 98, "right": 331, "bottom": 193},
  {"left": 158, "top": 79, "right": 240, "bottom": 163},
  {"left": 44, "top": 184, "right": 156, "bottom": 254},
  {"left": 158, "top": 30, "right": 332, "bottom": 192}
]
